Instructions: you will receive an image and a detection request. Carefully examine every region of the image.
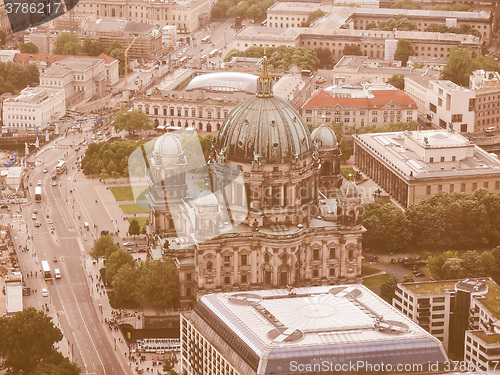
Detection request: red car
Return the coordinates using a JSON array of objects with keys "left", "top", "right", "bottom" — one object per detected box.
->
[{"left": 53, "top": 257, "right": 57, "bottom": 262}]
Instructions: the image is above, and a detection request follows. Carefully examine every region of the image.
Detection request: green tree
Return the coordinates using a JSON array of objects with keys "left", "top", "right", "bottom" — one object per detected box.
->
[
  {"left": 0, "top": 31, "right": 6, "bottom": 47},
  {"left": 342, "top": 44, "right": 363, "bottom": 56},
  {"left": 163, "top": 358, "right": 179, "bottom": 374},
  {"left": 402, "top": 274, "right": 415, "bottom": 283},
  {"left": 19, "top": 42, "right": 39, "bottom": 54},
  {"left": 394, "top": 39, "right": 414, "bottom": 67},
  {"left": 441, "top": 48, "right": 500, "bottom": 87},
  {"left": 52, "top": 32, "right": 82, "bottom": 55},
  {"left": 90, "top": 234, "right": 120, "bottom": 260},
  {"left": 113, "top": 110, "right": 152, "bottom": 136},
  {"left": 306, "top": 9, "right": 326, "bottom": 25},
  {"left": 82, "top": 39, "right": 106, "bottom": 56},
  {"left": 432, "top": 3, "right": 470, "bottom": 10},
  {"left": 380, "top": 276, "right": 399, "bottom": 302},
  {"left": 460, "top": 250, "right": 484, "bottom": 278},
  {"left": 0, "top": 308, "right": 76, "bottom": 374},
  {"left": 138, "top": 261, "right": 180, "bottom": 308},
  {"left": 442, "top": 258, "right": 464, "bottom": 279},
  {"left": 388, "top": 74, "right": 405, "bottom": 90},
  {"left": 107, "top": 249, "right": 134, "bottom": 282},
  {"left": 339, "top": 138, "right": 352, "bottom": 162},
  {"left": 362, "top": 202, "right": 411, "bottom": 253},
  {"left": 427, "top": 250, "right": 459, "bottom": 279},
  {"left": 30, "top": 351, "right": 80, "bottom": 375},
  {"left": 112, "top": 264, "right": 139, "bottom": 306},
  {"left": 316, "top": 47, "right": 334, "bottom": 68},
  {"left": 392, "top": 0, "right": 421, "bottom": 8},
  {"left": 100, "top": 170, "right": 109, "bottom": 183},
  {"left": 128, "top": 219, "right": 141, "bottom": 239}
]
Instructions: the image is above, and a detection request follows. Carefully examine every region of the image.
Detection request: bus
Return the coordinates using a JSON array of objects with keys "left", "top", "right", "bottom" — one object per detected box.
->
[
  {"left": 35, "top": 186, "right": 42, "bottom": 203},
  {"left": 42, "top": 261, "right": 51, "bottom": 280},
  {"left": 56, "top": 160, "right": 66, "bottom": 174},
  {"left": 208, "top": 49, "right": 219, "bottom": 58},
  {"left": 201, "top": 36, "right": 210, "bottom": 44}
]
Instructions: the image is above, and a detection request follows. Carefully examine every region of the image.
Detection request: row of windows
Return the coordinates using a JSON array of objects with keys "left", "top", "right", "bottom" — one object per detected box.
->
[
  {"left": 138, "top": 106, "right": 229, "bottom": 119},
  {"left": 426, "top": 181, "right": 500, "bottom": 195},
  {"left": 268, "top": 16, "right": 307, "bottom": 22}
]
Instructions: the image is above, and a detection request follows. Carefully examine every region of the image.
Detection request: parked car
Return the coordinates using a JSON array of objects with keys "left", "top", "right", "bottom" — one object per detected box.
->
[
  {"left": 391, "top": 259, "right": 397, "bottom": 264},
  {"left": 31, "top": 214, "right": 36, "bottom": 220},
  {"left": 486, "top": 126, "right": 496, "bottom": 133},
  {"left": 41, "top": 288, "right": 48, "bottom": 297},
  {"left": 35, "top": 221, "right": 41, "bottom": 227},
  {"left": 43, "top": 168, "right": 48, "bottom": 173},
  {"left": 37, "top": 180, "right": 42, "bottom": 186},
  {"left": 123, "top": 242, "right": 134, "bottom": 246},
  {"left": 53, "top": 257, "right": 57, "bottom": 262},
  {"left": 138, "top": 248, "right": 147, "bottom": 253},
  {"left": 126, "top": 248, "right": 137, "bottom": 253},
  {"left": 413, "top": 270, "right": 424, "bottom": 277}
]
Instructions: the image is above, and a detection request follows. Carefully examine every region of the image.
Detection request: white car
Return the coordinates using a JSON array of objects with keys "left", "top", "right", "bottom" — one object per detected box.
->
[
  {"left": 123, "top": 242, "right": 134, "bottom": 246},
  {"left": 37, "top": 180, "right": 42, "bottom": 186},
  {"left": 41, "top": 288, "right": 48, "bottom": 297},
  {"left": 42, "top": 168, "right": 48, "bottom": 173},
  {"left": 486, "top": 126, "right": 496, "bottom": 133},
  {"left": 31, "top": 214, "right": 36, "bottom": 220}
]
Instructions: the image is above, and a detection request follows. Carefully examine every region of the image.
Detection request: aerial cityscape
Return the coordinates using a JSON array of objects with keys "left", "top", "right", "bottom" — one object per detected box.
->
[{"left": 0, "top": 0, "right": 500, "bottom": 373}]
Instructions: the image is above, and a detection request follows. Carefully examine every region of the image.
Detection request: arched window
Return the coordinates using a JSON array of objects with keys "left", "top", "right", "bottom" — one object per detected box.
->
[{"left": 207, "top": 260, "right": 212, "bottom": 270}]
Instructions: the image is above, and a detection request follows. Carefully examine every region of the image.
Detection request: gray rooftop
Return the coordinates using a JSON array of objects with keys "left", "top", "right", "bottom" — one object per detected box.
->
[{"left": 192, "top": 285, "right": 448, "bottom": 374}]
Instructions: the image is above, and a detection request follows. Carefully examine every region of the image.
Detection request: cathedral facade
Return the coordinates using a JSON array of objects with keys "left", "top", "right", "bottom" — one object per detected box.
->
[{"left": 147, "top": 59, "right": 365, "bottom": 308}]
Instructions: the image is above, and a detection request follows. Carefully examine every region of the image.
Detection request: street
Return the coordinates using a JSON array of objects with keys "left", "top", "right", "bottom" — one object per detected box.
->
[{"left": 10, "top": 128, "right": 133, "bottom": 375}]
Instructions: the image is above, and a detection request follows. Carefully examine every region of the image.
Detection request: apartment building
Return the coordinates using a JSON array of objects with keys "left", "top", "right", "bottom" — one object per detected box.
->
[
  {"left": 395, "top": 278, "right": 500, "bottom": 372},
  {"left": 354, "top": 130, "right": 500, "bottom": 207},
  {"left": 2, "top": 88, "right": 65, "bottom": 134},
  {"left": 301, "top": 87, "right": 417, "bottom": 130}
]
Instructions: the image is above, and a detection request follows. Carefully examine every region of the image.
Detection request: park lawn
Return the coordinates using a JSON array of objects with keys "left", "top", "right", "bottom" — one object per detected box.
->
[
  {"left": 361, "top": 266, "right": 382, "bottom": 277},
  {"left": 120, "top": 204, "right": 149, "bottom": 214},
  {"left": 362, "top": 274, "right": 391, "bottom": 292},
  {"left": 110, "top": 185, "right": 148, "bottom": 201},
  {"left": 128, "top": 216, "right": 149, "bottom": 231}
]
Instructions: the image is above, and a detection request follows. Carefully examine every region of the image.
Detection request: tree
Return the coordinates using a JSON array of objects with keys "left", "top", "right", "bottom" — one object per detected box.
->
[
  {"left": 82, "top": 39, "right": 106, "bottom": 56},
  {"left": 0, "top": 31, "right": 6, "bottom": 47},
  {"left": 19, "top": 42, "right": 39, "bottom": 54},
  {"left": 81, "top": 140, "right": 143, "bottom": 177},
  {"left": 380, "top": 276, "right": 399, "bottom": 302},
  {"left": 388, "top": 74, "right": 405, "bottom": 90},
  {"left": 316, "top": 47, "right": 334, "bottom": 69},
  {"left": 460, "top": 250, "right": 484, "bottom": 278},
  {"left": 107, "top": 249, "right": 134, "bottom": 282},
  {"left": 392, "top": 0, "right": 421, "bottom": 8},
  {"left": 138, "top": 261, "right": 180, "bottom": 308},
  {"left": 113, "top": 110, "right": 152, "bottom": 136},
  {"left": 163, "top": 358, "right": 179, "bottom": 374},
  {"left": 112, "top": 264, "right": 140, "bottom": 306},
  {"left": 30, "top": 351, "right": 80, "bottom": 375},
  {"left": 90, "top": 234, "right": 120, "bottom": 260},
  {"left": 441, "top": 48, "right": 500, "bottom": 87},
  {"left": 129, "top": 219, "right": 141, "bottom": 239},
  {"left": 0, "top": 308, "right": 77, "bottom": 374},
  {"left": 343, "top": 44, "right": 363, "bottom": 56},
  {"left": 442, "top": 258, "right": 464, "bottom": 279},
  {"left": 99, "top": 170, "right": 109, "bottom": 183},
  {"left": 362, "top": 202, "right": 411, "bottom": 253},
  {"left": 52, "top": 32, "right": 82, "bottom": 55},
  {"left": 427, "top": 250, "right": 459, "bottom": 279},
  {"left": 306, "top": 9, "right": 326, "bottom": 25},
  {"left": 402, "top": 274, "right": 415, "bottom": 283},
  {"left": 394, "top": 39, "right": 414, "bottom": 67},
  {"left": 339, "top": 138, "right": 352, "bottom": 162}
]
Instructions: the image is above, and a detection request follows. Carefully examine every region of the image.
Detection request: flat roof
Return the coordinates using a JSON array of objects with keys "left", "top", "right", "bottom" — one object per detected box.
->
[
  {"left": 354, "top": 130, "right": 500, "bottom": 180},
  {"left": 193, "top": 285, "right": 448, "bottom": 373},
  {"left": 402, "top": 281, "right": 457, "bottom": 295},
  {"left": 469, "top": 331, "right": 500, "bottom": 345}
]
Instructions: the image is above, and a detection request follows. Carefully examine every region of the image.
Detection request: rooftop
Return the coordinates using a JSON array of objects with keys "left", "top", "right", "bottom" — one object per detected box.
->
[
  {"left": 192, "top": 285, "right": 448, "bottom": 373},
  {"left": 234, "top": 25, "right": 301, "bottom": 42},
  {"left": 4, "top": 87, "right": 62, "bottom": 104},
  {"left": 303, "top": 89, "right": 416, "bottom": 109},
  {"left": 185, "top": 72, "right": 258, "bottom": 93},
  {"left": 86, "top": 19, "right": 155, "bottom": 35},
  {"left": 470, "top": 331, "right": 500, "bottom": 345},
  {"left": 478, "top": 281, "right": 500, "bottom": 320},
  {"left": 354, "top": 130, "right": 500, "bottom": 180},
  {"left": 13, "top": 53, "right": 116, "bottom": 66},
  {"left": 402, "top": 281, "right": 457, "bottom": 295}
]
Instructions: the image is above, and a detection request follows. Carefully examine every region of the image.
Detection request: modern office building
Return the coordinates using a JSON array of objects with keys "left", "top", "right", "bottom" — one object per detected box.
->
[
  {"left": 181, "top": 285, "right": 449, "bottom": 375},
  {"left": 469, "top": 70, "right": 500, "bottom": 133},
  {"left": 353, "top": 130, "right": 500, "bottom": 207},
  {"left": 395, "top": 278, "right": 500, "bottom": 371}
]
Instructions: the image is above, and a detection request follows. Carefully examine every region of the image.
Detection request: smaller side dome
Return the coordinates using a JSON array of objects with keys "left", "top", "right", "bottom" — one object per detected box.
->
[
  {"left": 340, "top": 180, "right": 362, "bottom": 198},
  {"left": 153, "top": 134, "right": 183, "bottom": 157},
  {"left": 194, "top": 190, "right": 219, "bottom": 207},
  {"left": 311, "top": 124, "right": 338, "bottom": 148}
]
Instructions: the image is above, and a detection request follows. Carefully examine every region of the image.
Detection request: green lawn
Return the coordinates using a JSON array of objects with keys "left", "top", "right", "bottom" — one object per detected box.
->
[
  {"left": 362, "top": 274, "right": 391, "bottom": 292},
  {"left": 120, "top": 204, "right": 149, "bottom": 214},
  {"left": 128, "top": 216, "right": 149, "bottom": 231},
  {"left": 110, "top": 185, "right": 148, "bottom": 201},
  {"left": 361, "top": 266, "right": 381, "bottom": 277}
]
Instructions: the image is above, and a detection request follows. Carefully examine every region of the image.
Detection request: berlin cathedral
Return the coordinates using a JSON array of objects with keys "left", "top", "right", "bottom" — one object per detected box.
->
[{"left": 146, "top": 59, "right": 365, "bottom": 308}]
